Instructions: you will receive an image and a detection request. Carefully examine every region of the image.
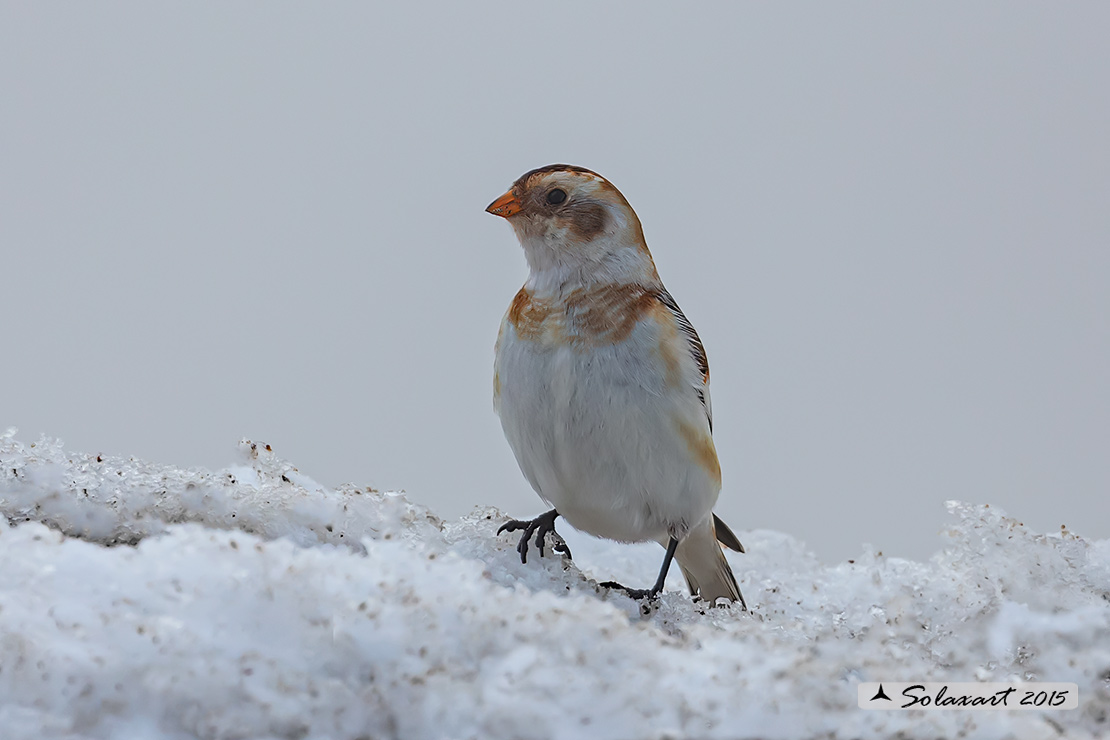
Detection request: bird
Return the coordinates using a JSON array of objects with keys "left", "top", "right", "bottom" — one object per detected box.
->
[{"left": 486, "top": 164, "right": 746, "bottom": 607}]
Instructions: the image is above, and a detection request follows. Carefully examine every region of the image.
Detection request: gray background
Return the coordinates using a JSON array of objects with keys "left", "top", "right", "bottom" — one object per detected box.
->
[{"left": 3, "top": 3, "right": 1107, "bottom": 562}]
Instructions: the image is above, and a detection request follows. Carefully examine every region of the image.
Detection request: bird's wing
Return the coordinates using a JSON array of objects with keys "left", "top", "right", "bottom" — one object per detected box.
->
[{"left": 655, "top": 288, "right": 713, "bottom": 433}]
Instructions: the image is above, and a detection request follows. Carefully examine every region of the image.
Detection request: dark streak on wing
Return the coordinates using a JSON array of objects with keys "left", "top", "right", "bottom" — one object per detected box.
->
[
  {"left": 656, "top": 288, "right": 713, "bottom": 432},
  {"left": 714, "top": 514, "right": 745, "bottom": 553}
]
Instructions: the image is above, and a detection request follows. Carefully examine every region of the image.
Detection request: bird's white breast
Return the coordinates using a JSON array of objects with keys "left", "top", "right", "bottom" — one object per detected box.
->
[{"left": 494, "top": 285, "right": 720, "bottom": 544}]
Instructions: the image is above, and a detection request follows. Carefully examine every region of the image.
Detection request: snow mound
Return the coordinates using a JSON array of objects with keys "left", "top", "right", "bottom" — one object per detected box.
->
[{"left": 1, "top": 431, "right": 1109, "bottom": 739}]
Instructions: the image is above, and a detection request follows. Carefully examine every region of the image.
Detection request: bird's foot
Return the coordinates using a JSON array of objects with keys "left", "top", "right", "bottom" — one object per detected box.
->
[
  {"left": 598, "top": 536, "right": 676, "bottom": 603},
  {"left": 497, "top": 508, "right": 572, "bottom": 564},
  {"left": 599, "top": 581, "right": 659, "bottom": 601}
]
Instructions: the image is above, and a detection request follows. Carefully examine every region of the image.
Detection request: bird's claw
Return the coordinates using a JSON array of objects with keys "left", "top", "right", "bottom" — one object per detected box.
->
[
  {"left": 551, "top": 535, "right": 572, "bottom": 559},
  {"left": 497, "top": 509, "right": 572, "bottom": 564},
  {"left": 600, "top": 581, "right": 659, "bottom": 601}
]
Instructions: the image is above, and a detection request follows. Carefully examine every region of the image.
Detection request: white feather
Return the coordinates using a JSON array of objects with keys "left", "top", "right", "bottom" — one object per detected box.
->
[{"left": 495, "top": 294, "right": 718, "bottom": 544}]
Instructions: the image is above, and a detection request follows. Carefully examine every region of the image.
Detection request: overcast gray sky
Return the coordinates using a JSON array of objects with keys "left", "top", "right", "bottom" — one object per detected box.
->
[{"left": 3, "top": 3, "right": 1107, "bottom": 562}]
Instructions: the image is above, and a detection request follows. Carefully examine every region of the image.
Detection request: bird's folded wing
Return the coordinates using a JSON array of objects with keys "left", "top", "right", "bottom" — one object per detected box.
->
[{"left": 655, "top": 288, "right": 713, "bottom": 432}]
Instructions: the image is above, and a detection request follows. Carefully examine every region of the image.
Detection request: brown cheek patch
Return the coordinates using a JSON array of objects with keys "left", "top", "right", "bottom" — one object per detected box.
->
[
  {"left": 676, "top": 419, "right": 722, "bottom": 486},
  {"left": 565, "top": 202, "right": 607, "bottom": 241},
  {"left": 592, "top": 181, "right": 651, "bottom": 256}
]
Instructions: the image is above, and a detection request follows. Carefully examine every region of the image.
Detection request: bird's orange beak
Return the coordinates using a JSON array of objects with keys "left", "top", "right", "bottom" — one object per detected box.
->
[{"left": 486, "top": 190, "right": 522, "bottom": 218}]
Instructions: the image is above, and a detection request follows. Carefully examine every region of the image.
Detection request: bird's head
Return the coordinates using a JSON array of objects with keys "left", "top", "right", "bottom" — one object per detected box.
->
[{"left": 486, "top": 164, "right": 658, "bottom": 288}]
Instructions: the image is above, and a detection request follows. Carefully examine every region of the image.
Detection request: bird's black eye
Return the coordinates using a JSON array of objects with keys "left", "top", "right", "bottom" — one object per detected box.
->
[{"left": 546, "top": 188, "right": 567, "bottom": 205}]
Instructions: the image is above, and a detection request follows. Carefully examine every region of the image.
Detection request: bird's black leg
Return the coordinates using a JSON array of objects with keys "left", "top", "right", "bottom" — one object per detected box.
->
[
  {"left": 602, "top": 536, "right": 679, "bottom": 601},
  {"left": 497, "top": 508, "right": 572, "bottom": 563},
  {"left": 650, "top": 536, "right": 680, "bottom": 596}
]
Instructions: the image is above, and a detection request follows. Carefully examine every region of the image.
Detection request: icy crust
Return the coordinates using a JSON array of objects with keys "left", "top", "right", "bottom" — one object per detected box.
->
[
  {"left": 0, "top": 432, "right": 1108, "bottom": 740},
  {"left": 0, "top": 431, "right": 442, "bottom": 550}
]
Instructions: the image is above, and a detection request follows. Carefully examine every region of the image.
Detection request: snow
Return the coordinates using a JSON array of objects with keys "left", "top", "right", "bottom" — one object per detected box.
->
[{"left": 1, "top": 430, "right": 1108, "bottom": 739}]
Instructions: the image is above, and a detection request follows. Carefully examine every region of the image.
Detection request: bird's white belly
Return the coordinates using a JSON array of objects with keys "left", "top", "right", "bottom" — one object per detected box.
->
[{"left": 496, "top": 323, "right": 719, "bottom": 543}]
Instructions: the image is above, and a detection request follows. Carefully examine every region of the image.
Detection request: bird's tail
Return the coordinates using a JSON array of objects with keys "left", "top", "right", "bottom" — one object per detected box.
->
[{"left": 675, "top": 515, "right": 747, "bottom": 609}]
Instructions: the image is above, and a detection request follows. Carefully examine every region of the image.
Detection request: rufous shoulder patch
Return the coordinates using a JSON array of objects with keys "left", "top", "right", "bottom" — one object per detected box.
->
[
  {"left": 507, "top": 283, "right": 689, "bottom": 352},
  {"left": 647, "top": 300, "right": 685, "bottom": 389},
  {"left": 507, "top": 288, "right": 555, "bottom": 341},
  {"left": 564, "top": 283, "right": 657, "bottom": 347}
]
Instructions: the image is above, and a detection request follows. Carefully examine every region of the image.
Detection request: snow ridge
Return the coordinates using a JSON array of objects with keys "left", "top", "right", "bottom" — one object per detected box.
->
[{"left": 1, "top": 431, "right": 1108, "bottom": 739}]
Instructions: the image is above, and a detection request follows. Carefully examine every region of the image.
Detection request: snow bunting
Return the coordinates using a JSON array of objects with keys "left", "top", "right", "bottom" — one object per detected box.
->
[{"left": 487, "top": 164, "right": 746, "bottom": 607}]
